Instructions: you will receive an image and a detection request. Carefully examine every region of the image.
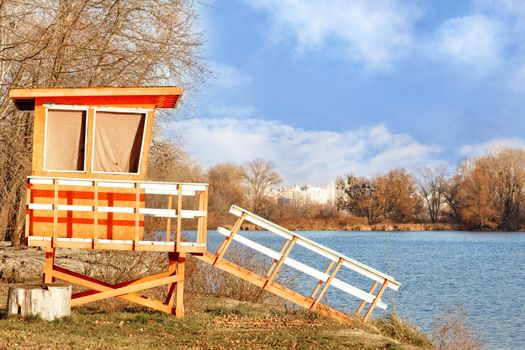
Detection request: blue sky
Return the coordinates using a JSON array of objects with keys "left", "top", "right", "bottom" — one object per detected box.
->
[{"left": 164, "top": 0, "right": 525, "bottom": 185}]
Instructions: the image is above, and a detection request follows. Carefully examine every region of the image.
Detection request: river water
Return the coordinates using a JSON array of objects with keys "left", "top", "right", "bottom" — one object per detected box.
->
[{"left": 202, "top": 230, "right": 525, "bottom": 350}]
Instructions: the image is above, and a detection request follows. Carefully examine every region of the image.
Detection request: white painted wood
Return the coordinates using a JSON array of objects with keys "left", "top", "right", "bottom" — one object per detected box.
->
[
  {"left": 216, "top": 227, "right": 387, "bottom": 309},
  {"left": 28, "top": 203, "right": 53, "bottom": 210},
  {"left": 7, "top": 283, "right": 72, "bottom": 321},
  {"left": 138, "top": 241, "right": 176, "bottom": 246},
  {"left": 229, "top": 205, "right": 401, "bottom": 290},
  {"left": 98, "top": 239, "right": 133, "bottom": 244},
  {"left": 28, "top": 236, "right": 52, "bottom": 241},
  {"left": 29, "top": 178, "right": 54, "bottom": 185},
  {"left": 180, "top": 210, "right": 207, "bottom": 219},
  {"left": 179, "top": 242, "right": 206, "bottom": 247},
  {"left": 143, "top": 188, "right": 196, "bottom": 196},
  {"left": 97, "top": 181, "right": 135, "bottom": 188},
  {"left": 139, "top": 208, "right": 176, "bottom": 217},
  {"left": 57, "top": 237, "right": 92, "bottom": 243},
  {"left": 57, "top": 179, "right": 93, "bottom": 187},
  {"left": 98, "top": 206, "right": 134, "bottom": 214},
  {"left": 140, "top": 183, "right": 179, "bottom": 191},
  {"left": 57, "top": 205, "right": 93, "bottom": 212},
  {"left": 179, "top": 184, "right": 207, "bottom": 192}
]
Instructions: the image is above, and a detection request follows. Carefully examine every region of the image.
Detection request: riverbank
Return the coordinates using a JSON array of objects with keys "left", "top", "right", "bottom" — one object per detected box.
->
[
  {"left": 235, "top": 218, "right": 457, "bottom": 232},
  {"left": 0, "top": 285, "right": 431, "bottom": 350}
]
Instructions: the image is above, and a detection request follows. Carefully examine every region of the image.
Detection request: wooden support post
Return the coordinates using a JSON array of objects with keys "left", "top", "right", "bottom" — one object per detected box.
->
[
  {"left": 52, "top": 180, "right": 59, "bottom": 247},
  {"left": 24, "top": 179, "right": 31, "bottom": 241},
  {"left": 355, "top": 281, "right": 379, "bottom": 317},
  {"left": 214, "top": 213, "right": 246, "bottom": 264},
  {"left": 134, "top": 183, "right": 140, "bottom": 249},
  {"left": 263, "top": 237, "right": 297, "bottom": 288},
  {"left": 43, "top": 247, "right": 55, "bottom": 284},
  {"left": 196, "top": 188, "right": 208, "bottom": 244},
  {"left": 175, "top": 253, "right": 186, "bottom": 317},
  {"left": 362, "top": 280, "right": 389, "bottom": 323},
  {"left": 310, "top": 260, "right": 336, "bottom": 299},
  {"left": 166, "top": 195, "right": 173, "bottom": 242},
  {"left": 165, "top": 252, "right": 177, "bottom": 308},
  {"left": 176, "top": 185, "right": 183, "bottom": 247},
  {"left": 265, "top": 239, "right": 294, "bottom": 279},
  {"left": 310, "top": 258, "right": 343, "bottom": 310},
  {"left": 93, "top": 181, "right": 98, "bottom": 249}
]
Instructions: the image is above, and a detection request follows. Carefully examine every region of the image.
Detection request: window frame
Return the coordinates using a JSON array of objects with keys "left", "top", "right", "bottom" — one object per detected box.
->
[
  {"left": 43, "top": 104, "right": 89, "bottom": 173},
  {"left": 91, "top": 106, "right": 151, "bottom": 175}
]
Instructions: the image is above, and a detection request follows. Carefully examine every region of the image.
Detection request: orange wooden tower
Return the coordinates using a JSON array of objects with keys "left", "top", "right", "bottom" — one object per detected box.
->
[{"left": 10, "top": 87, "right": 209, "bottom": 316}]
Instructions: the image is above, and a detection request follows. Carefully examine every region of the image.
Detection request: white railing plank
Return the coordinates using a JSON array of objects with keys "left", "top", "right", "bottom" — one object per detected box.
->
[
  {"left": 57, "top": 179, "right": 93, "bottom": 187},
  {"left": 216, "top": 227, "right": 386, "bottom": 309},
  {"left": 139, "top": 208, "right": 176, "bottom": 218},
  {"left": 57, "top": 205, "right": 93, "bottom": 212},
  {"left": 28, "top": 203, "right": 53, "bottom": 210},
  {"left": 98, "top": 206, "right": 134, "bottom": 214}
]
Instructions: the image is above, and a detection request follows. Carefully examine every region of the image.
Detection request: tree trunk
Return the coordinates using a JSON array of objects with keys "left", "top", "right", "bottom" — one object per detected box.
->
[{"left": 7, "top": 283, "right": 71, "bottom": 321}]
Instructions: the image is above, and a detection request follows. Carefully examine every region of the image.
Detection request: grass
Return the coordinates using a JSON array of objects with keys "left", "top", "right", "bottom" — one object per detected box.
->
[{"left": 0, "top": 287, "right": 433, "bottom": 350}]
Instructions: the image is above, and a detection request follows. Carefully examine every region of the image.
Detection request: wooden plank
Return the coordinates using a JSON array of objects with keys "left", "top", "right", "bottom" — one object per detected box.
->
[
  {"left": 93, "top": 182, "right": 98, "bottom": 249},
  {"left": 195, "top": 252, "right": 352, "bottom": 323},
  {"left": 176, "top": 185, "right": 182, "bottom": 247},
  {"left": 355, "top": 281, "right": 379, "bottom": 317},
  {"left": 166, "top": 195, "right": 173, "bottom": 241},
  {"left": 25, "top": 180, "right": 31, "bottom": 239},
  {"left": 214, "top": 213, "right": 246, "bottom": 264},
  {"left": 52, "top": 180, "right": 59, "bottom": 247},
  {"left": 175, "top": 253, "right": 185, "bottom": 317},
  {"left": 264, "top": 237, "right": 297, "bottom": 288},
  {"left": 310, "top": 260, "right": 335, "bottom": 299},
  {"left": 310, "top": 258, "right": 343, "bottom": 310},
  {"left": 52, "top": 266, "right": 174, "bottom": 313},
  {"left": 134, "top": 183, "right": 140, "bottom": 248},
  {"left": 10, "top": 86, "right": 183, "bottom": 99},
  {"left": 362, "top": 280, "right": 389, "bottom": 322},
  {"left": 216, "top": 227, "right": 387, "bottom": 309}
]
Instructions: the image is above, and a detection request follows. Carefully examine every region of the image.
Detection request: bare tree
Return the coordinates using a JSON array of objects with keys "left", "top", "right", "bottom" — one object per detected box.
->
[
  {"left": 243, "top": 159, "right": 282, "bottom": 214},
  {"left": 337, "top": 175, "right": 381, "bottom": 224},
  {"left": 0, "top": 0, "right": 207, "bottom": 245},
  {"left": 416, "top": 166, "right": 447, "bottom": 223},
  {"left": 206, "top": 163, "right": 246, "bottom": 224}
]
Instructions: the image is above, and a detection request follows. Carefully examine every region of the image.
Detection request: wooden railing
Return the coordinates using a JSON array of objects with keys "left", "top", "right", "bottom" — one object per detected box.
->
[
  {"left": 207, "top": 205, "right": 400, "bottom": 322},
  {"left": 25, "top": 176, "right": 208, "bottom": 253}
]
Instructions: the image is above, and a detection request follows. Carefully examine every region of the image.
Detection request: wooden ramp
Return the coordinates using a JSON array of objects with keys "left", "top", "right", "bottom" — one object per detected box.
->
[{"left": 195, "top": 205, "right": 401, "bottom": 323}]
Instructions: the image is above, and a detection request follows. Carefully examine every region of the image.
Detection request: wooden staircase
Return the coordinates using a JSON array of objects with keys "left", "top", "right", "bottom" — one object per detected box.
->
[{"left": 195, "top": 205, "right": 401, "bottom": 323}]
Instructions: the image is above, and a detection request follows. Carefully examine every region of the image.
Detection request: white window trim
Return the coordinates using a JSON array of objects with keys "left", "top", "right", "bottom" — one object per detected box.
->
[
  {"left": 91, "top": 108, "right": 148, "bottom": 175},
  {"left": 43, "top": 105, "right": 89, "bottom": 173}
]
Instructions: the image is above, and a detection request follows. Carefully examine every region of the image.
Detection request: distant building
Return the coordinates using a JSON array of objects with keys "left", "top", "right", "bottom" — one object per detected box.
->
[{"left": 275, "top": 182, "right": 337, "bottom": 204}]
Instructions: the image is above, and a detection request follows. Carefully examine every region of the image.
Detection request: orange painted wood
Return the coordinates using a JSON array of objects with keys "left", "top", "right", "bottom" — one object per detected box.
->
[
  {"left": 310, "top": 258, "right": 344, "bottom": 310},
  {"left": 264, "top": 237, "right": 297, "bottom": 288},
  {"left": 355, "top": 281, "right": 379, "bottom": 317},
  {"left": 310, "top": 260, "right": 336, "bottom": 299},
  {"left": 214, "top": 213, "right": 246, "bottom": 264},
  {"left": 362, "top": 280, "right": 389, "bottom": 323}
]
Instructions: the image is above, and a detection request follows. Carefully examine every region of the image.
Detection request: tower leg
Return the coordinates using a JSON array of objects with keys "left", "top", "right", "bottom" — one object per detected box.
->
[
  {"left": 175, "top": 252, "right": 186, "bottom": 317},
  {"left": 43, "top": 247, "right": 55, "bottom": 283}
]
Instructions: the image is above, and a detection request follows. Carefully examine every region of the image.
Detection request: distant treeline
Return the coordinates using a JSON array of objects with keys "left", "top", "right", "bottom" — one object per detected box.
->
[{"left": 337, "top": 148, "right": 525, "bottom": 231}]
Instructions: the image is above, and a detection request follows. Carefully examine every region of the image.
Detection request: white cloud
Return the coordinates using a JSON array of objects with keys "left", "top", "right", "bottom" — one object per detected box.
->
[
  {"left": 163, "top": 118, "right": 440, "bottom": 185},
  {"left": 458, "top": 137, "right": 525, "bottom": 157},
  {"left": 209, "top": 62, "right": 250, "bottom": 89},
  {"left": 248, "top": 0, "right": 421, "bottom": 71},
  {"left": 432, "top": 15, "right": 504, "bottom": 71}
]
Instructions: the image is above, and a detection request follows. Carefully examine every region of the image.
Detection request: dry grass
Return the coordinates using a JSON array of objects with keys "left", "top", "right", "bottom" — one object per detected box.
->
[
  {"left": 431, "top": 308, "right": 483, "bottom": 350},
  {"left": 0, "top": 289, "right": 432, "bottom": 350}
]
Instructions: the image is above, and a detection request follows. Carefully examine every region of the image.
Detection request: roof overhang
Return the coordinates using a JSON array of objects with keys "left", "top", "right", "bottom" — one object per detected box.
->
[{"left": 9, "top": 86, "right": 184, "bottom": 111}]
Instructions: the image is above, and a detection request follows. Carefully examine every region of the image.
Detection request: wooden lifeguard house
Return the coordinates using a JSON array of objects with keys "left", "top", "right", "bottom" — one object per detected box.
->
[
  {"left": 10, "top": 86, "right": 400, "bottom": 323},
  {"left": 11, "top": 87, "right": 208, "bottom": 316}
]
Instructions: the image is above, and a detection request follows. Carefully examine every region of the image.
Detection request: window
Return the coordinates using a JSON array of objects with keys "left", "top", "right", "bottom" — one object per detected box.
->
[
  {"left": 92, "top": 110, "right": 146, "bottom": 173},
  {"left": 44, "top": 108, "right": 87, "bottom": 171}
]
